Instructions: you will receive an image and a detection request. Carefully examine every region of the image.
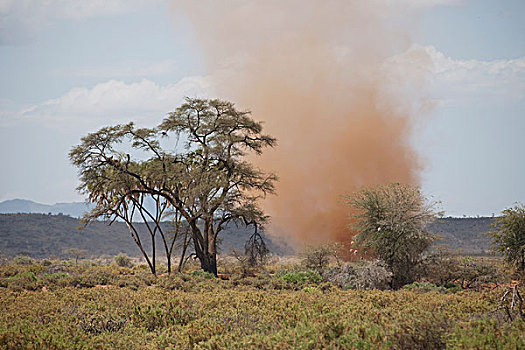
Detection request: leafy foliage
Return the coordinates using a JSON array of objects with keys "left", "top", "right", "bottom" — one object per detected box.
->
[
  {"left": 489, "top": 203, "right": 525, "bottom": 273},
  {"left": 13, "top": 255, "right": 33, "bottom": 265},
  {"left": 278, "top": 270, "right": 323, "bottom": 284},
  {"left": 69, "top": 98, "right": 277, "bottom": 275},
  {"left": 114, "top": 253, "right": 133, "bottom": 268},
  {"left": 347, "top": 183, "right": 437, "bottom": 288},
  {"left": 301, "top": 243, "right": 340, "bottom": 272},
  {"left": 421, "top": 252, "right": 505, "bottom": 289}
]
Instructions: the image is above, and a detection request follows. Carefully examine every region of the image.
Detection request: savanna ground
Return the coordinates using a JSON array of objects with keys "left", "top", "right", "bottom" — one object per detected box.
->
[{"left": 0, "top": 256, "right": 523, "bottom": 349}]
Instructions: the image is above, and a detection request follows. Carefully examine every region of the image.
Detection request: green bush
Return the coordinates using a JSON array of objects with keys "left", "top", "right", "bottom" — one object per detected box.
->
[
  {"left": 114, "top": 253, "right": 133, "bottom": 268},
  {"left": 13, "top": 255, "right": 33, "bottom": 265},
  {"left": 70, "top": 268, "right": 114, "bottom": 288},
  {"left": 7, "top": 271, "right": 39, "bottom": 291},
  {"left": 301, "top": 244, "right": 336, "bottom": 272},
  {"left": 278, "top": 270, "right": 322, "bottom": 284},
  {"left": 115, "top": 275, "right": 145, "bottom": 291},
  {"left": 41, "top": 272, "right": 71, "bottom": 289},
  {"left": 41, "top": 259, "right": 53, "bottom": 266}
]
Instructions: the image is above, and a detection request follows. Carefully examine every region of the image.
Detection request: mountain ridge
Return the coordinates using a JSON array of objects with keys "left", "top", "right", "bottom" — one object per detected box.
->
[{"left": 0, "top": 199, "right": 92, "bottom": 218}]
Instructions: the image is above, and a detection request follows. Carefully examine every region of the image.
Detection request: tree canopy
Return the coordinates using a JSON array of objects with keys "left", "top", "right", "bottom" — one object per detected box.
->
[
  {"left": 489, "top": 203, "right": 525, "bottom": 273},
  {"left": 70, "top": 98, "right": 277, "bottom": 275},
  {"left": 346, "top": 183, "right": 437, "bottom": 288}
]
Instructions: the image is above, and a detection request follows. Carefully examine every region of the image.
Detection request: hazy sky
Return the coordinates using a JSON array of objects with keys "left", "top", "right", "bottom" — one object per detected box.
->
[{"left": 0, "top": 0, "right": 523, "bottom": 217}]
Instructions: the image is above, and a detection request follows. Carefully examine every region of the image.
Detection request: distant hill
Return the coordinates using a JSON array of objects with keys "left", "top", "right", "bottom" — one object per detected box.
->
[
  {"left": 429, "top": 217, "right": 495, "bottom": 255},
  {"left": 0, "top": 213, "right": 497, "bottom": 259},
  {"left": 0, "top": 213, "right": 293, "bottom": 258},
  {"left": 0, "top": 199, "right": 92, "bottom": 218},
  {"left": 0, "top": 200, "right": 498, "bottom": 258}
]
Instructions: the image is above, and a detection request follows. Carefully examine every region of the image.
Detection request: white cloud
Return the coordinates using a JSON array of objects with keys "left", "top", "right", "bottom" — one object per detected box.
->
[
  {"left": 18, "top": 76, "right": 212, "bottom": 130},
  {"left": 383, "top": 44, "right": 525, "bottom": 108},
  {"left": 0, "top": 0, "right": 168, "bottom": 44},
  {"left": 57, "top": 60, "right": 178, "bottom": 79},
  {"left": 424, "top": 45, "right": 525, "bottom": 98}
]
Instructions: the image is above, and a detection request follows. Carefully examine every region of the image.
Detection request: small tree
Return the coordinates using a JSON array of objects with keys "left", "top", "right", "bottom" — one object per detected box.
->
[
  {"left": 346, "top": 183, "right": 437, "bottom": 289},
  {"left": 63, "top": 248, "right": 88, "bottom": 264},
  {"left": 301, "top": 243, "right": 340, "bottom": 272},
  {"left": 489, "top": 203, "right": 525, "bottom": 274},
  {"left": 114, "top": 253, "right": 133, "bottom": 268},
  {"left": 232, "top": 227, "right": 270, "bottom": 277}
]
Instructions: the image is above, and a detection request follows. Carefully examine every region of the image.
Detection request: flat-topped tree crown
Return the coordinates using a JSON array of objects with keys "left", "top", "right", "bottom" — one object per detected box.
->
[
  {"left": 160, "top": 98, "right": 276, "bottom": 158},
  {"left": 69, "top": 98, "right": 277, "bottom": 275}
]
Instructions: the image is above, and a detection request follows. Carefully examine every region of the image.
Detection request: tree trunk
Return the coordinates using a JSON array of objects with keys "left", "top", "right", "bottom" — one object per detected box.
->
[
  {"left": 177, "top": 234, "right": 189, "bottom": 273},
  {"left": 194, "top": 245, "right": 218, "bottom": 276},
  {"left": 208, "top": 253, "right": 217, "bottom": 276},
  {"left": 197, "top": 253, "right": 217, "bottom": 276},
  {"left": 151, "top": 234, "right": 156, "bottom": 276},
  {"left": 208, "top": 234, "right": 218, "bottom": 276},
  {"left": 125, "top": 222, "right": 155, "bottom": 276},
  {"left": 190, "top": 220, "right": 218, "bottom": 276}
]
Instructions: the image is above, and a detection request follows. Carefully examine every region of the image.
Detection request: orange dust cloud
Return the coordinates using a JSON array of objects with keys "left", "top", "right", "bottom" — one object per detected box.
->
[{"left": 172, "top": 1, "right": 430, "bottom": 249}]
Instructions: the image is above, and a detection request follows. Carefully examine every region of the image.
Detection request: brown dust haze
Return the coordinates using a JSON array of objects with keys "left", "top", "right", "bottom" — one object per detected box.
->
[{"left": 172, "top": 1, "right": 430, "bottom": 248}]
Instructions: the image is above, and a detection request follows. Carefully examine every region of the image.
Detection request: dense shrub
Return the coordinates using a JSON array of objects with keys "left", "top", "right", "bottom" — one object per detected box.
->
[
  {"left": 489, "top": 203, "right": 525, "bottom": 273},
  {"left": 0, "top": 259, "right": 523, "bottom": 349},
  {"left": 323, "top": 260, "right": 392, "bottom": 290},
  {"left": 278, "top": 270, "right": 322, "bottom": 284},
  {"left": 390, "top": 312, "right": 451, "bottom": 350},
  {"left": 421, "top": 253, "right": 506, "bottom": 289},
  {"left": 41, "top": 259, "right": 53, "bottom": 266},
  {"left": 346, "top": 183, "right": 437, "bottom": 289},
  {"left": 114, "top": 253, "right": 133, "bottom": 268},
  {"left": 156, "top": 275, "right": 185, "bottom": 291},
  {"left": 301, "top": 244, "right": 337, "bottom": 271},
  {"left": 70, "top": 268, "right": 114, "bottom": 288},
  {"left": 1, "top": 281, "right": 522, "bottom": 349},
  {"left": 455, "top": 257, "right": 504, "bottom": 289},
  {"left": 41, "top": 272, "right": 71, "bottom": 289},
  {"left": 13, "top": 255, "right": 33, "bottom": 265},
  {"left": 7, "top": 271, "right": 39, "bottom": 291}
]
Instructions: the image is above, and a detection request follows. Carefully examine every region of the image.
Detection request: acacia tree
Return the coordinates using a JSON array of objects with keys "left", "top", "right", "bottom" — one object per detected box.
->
[
  {"left": 346, "top": 183, "right": 437, "bottom": 289},
  {"left": 489, "top": 203, "right": 525, "bottom": 273},
  {"left": 63, "top": 248, "right": 87, "bottom": 264},
  {"left": 70, "top": 98, "right": 277, "bottom": 276}
]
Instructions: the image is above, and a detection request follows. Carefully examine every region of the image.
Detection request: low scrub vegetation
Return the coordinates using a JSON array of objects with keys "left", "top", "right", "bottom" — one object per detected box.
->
[{"left": 0, "top": 256, "right": 523, "bottom": 349}]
